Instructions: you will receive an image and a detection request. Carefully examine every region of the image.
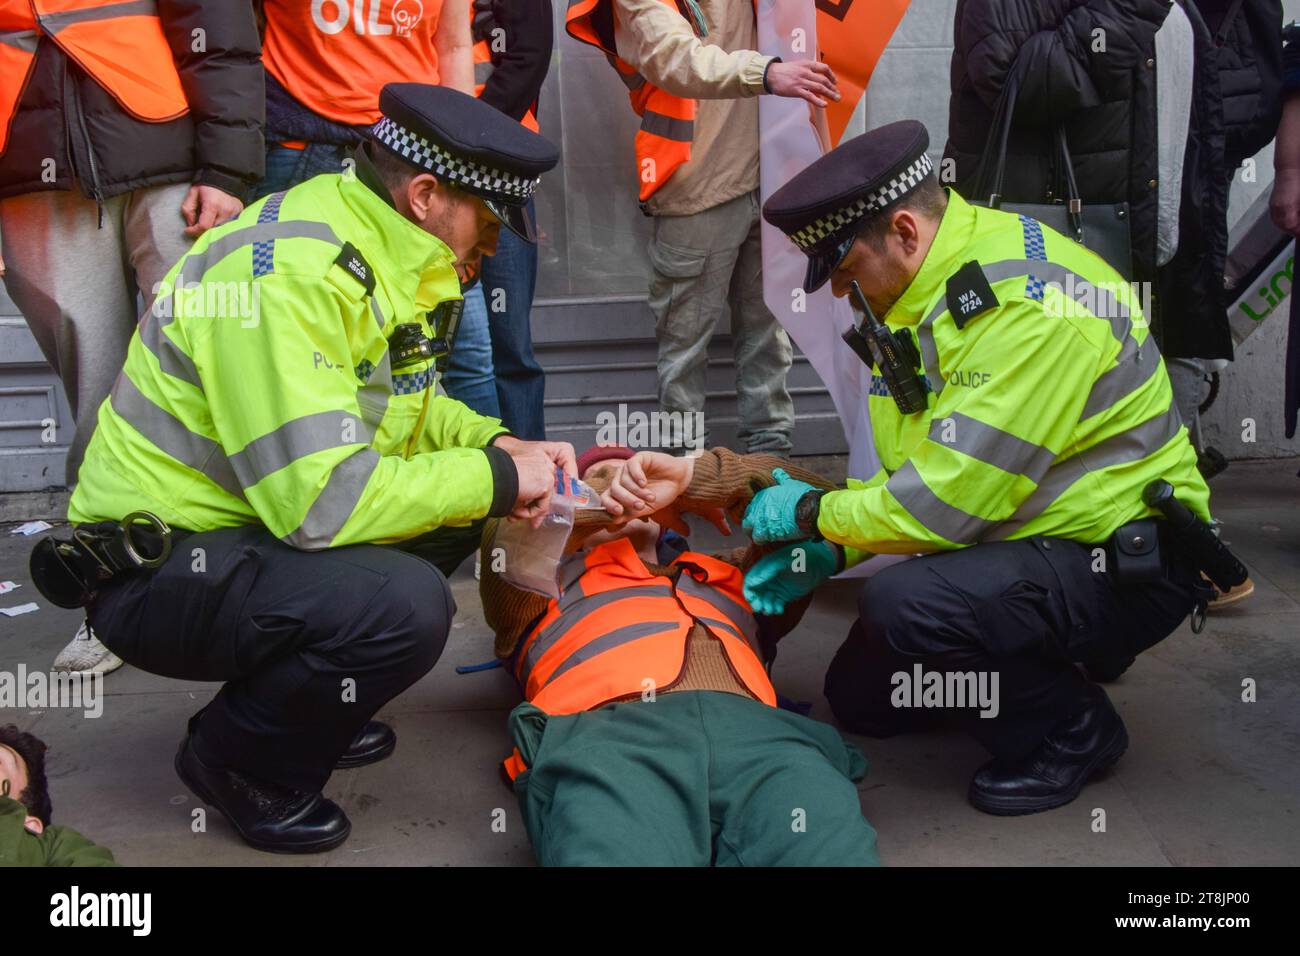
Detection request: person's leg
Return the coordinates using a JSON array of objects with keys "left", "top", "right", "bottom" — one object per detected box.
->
[
  {"left": 511, "top": 695, "right": 713, "bottom": 866},
  {"left": 648, "top": 197, "right": 748, "bottom": 450},
  {"left": 398, "top": 520, "right": 485, "bottom": 578},
  {"left": 254, "top": 145, "right": 310, "bottom": 199},
  {"left": 824, "top": 619, "right": 948, "bottom": 738},
  {"left": 123, "top": 181, "right": 195, "bottom": 311},
  {"left": 482, "top": 213, "right": 546, "bottom": 439},
  {"left": 254, "top": 143, "right": 351, "bottom": 199},
  {"left": 440, "top": 282, "right": 502, "bottom": 418},
  {"left": 706, "top": 693, "right": 879, "bottom": 867},
  {"left": 727, "top": 190, "right": 794, "bottom": 455},
  {"left": 88, "top": 525, "right": 453, "bottom": 792},
  {"left": 0, "top": 188, "right": 136, "bottom": 484},
  {"left": 1168, "top": 357, "right": 1207, "bottom": 453},
  {"left": 832, "top": 540, "right": 1099, "bottom": 763}
]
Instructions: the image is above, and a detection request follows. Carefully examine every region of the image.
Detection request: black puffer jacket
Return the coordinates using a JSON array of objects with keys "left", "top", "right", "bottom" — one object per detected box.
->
[
  {"left": 1156, "top": 0, "right": 1283, "bottom": 360},
  {"left": 0, "top": 1, "right": 264, "bottom": 203},
  {"left": 945, "top": 0, "right": 1282, "bottom": 360},
  {"left": 945, "top": 0, "right": 1171, "bottom": 284}
]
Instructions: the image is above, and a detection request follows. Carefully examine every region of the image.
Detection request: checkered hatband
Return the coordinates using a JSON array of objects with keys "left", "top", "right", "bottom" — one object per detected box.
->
[
  {"left": 371, "top": 116, "right": 540, "bottom": 202},
  {"left": 790, "top": 152, "right": 935, "bottom": 251}
]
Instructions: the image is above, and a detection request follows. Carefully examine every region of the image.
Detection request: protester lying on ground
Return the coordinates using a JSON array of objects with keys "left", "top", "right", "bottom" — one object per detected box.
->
[
  {"left": 479, "top": 446, "right": 880, "bottom": 867},
  {"left": 0, "top": 724, "right": 117, "bottom": 867}
]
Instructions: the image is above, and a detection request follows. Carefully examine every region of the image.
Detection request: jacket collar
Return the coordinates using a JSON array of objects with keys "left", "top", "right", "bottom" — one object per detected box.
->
[
  {"left": 884, "top": 188, "right": 978, "bottom": 328},
  {"left": 336, "top": 148, "right": 461, "bottom": 315}
]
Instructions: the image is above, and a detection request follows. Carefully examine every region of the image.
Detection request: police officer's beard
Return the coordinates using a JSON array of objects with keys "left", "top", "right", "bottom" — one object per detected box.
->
[{"left": 866, "top": 255, "right": 914, "bottom": 317}]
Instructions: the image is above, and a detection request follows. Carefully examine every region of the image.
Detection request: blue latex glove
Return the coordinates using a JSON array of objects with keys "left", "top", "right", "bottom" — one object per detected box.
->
[
  {"left": 743, "top": 540, "right": 839, "bottom": 616},
  {"left": 742, "top": 468, "right": 817, "bottom": 544}
]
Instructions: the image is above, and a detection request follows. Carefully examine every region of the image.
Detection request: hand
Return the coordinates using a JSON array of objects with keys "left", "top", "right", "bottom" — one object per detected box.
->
[
  {"left": 181, "top": 185, "right": 243, "bottom": 237},
  {"left": 765, "top": 60, "right": 840, "bottom": 108},
  {"left": 601, "top": 452, "right": 693, "bottom": 521},
  {"left": 508, "top": 451, "right": 556, "bottom": 527},
  {"left": 494, "top": 435, "right": 577, "bottom": 479},
  {"left": 1272, "top": 167, "right": 1300, "bottom": 236},
  {"left": 743, "top": 540, "right": 839, "bottom": 616},
  {"left": 741, "top": 468, "right": 817, "bottom": 544}
]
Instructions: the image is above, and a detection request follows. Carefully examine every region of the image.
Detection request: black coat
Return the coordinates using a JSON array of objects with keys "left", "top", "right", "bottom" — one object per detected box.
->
[
  {"left": 945, "top": 0, "right": 1282, "bottom": 360},
  {"left": 0, "top": 1, "right": 264, "bottom": 203},
  {"left": 1156, "top": 0, "right": 1283, "bottom": 360}
]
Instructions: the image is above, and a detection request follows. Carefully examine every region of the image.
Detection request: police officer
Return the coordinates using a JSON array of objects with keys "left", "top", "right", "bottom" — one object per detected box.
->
[
  {"left": 66, "top": 85, "right": 571, "bottom": 852},
  {"left": 744, "top": 121, "right": 1213, "bottom": 815}
]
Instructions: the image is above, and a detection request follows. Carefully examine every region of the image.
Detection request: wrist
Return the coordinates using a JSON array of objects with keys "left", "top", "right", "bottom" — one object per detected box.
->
[
  {"left": 795, "top": 490, "right": 824, "bottom": 539},
  {"left": 762, "top": 57, "right": 782, "bottom": 94}
]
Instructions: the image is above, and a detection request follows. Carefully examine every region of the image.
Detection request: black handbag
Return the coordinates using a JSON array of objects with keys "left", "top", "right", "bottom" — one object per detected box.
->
[{"left": 970, "top": 65, "right": 1134, "bottom": 280}]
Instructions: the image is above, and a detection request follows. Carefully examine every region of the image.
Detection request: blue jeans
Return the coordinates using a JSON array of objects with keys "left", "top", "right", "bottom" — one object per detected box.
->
[
  {"left": 254, "top": 143, "right": 352, "bottom": 200},
  {"left": 441, "top": 282, "right": 501, "bottom": 418},
  {"left": 480, "top": 212, "right": 545, "bottom": 438}
]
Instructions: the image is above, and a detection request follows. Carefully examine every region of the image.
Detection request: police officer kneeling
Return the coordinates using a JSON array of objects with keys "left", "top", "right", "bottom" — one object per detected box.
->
[
  {"left": 748, "top": 121, "right": 1216, "bottom": 815},
  {"left": 50, "top": 86, "right": 570, "bottom": 852}
]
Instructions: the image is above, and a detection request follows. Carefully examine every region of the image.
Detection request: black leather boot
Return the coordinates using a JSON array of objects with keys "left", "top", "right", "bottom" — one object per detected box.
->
[
  {"left": 968, "top": 688, "right": 1129, "bottom": 816},
  {"left": 335, "top": 720, "right": 397, "bottom": 769},
  {"left": 175, "top": 736, "right": 351, "bottom": 853}
]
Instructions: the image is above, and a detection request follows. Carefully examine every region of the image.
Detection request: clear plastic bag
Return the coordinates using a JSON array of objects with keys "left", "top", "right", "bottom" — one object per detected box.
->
[{"left": 493, "top": 469, "right": 601, "bottom": 598}]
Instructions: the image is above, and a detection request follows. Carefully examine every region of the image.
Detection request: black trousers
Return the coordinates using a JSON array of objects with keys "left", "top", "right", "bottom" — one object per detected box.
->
[
  {"left": 88, "top": 523, "right": 480, "bottom": 791},
  {"left": 824, "top": 532, "right": 1200, "bottom": 762}
]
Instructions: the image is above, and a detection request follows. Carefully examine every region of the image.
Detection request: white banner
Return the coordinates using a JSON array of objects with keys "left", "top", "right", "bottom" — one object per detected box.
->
[{"left": 756, "top": 0, "right": 879, "bottom": 482}]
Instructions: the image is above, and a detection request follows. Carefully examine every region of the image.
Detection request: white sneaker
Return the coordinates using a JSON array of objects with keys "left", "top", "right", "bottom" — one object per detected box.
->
[{"left": 51, "top": 621, "right": 124, "bottom": 675}]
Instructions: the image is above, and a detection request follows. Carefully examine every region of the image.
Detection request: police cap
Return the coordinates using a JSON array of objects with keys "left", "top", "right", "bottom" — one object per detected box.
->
[
  {"left": 370, "top": 83, "right": 559, "bottom": 242},
  {"left": 763, "top": 120, "right": 934, "bottom": 292}
]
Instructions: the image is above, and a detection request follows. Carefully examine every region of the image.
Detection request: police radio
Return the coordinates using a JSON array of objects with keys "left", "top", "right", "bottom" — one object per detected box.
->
[{"left": 844, "top": 280, "right": 927, "bottom": 414}]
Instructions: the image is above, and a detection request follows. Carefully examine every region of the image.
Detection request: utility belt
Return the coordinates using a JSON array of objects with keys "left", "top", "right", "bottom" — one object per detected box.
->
[
  {"left": 1103, "top": 479, "right": 1249, "bottom": 632},
  {"left": 29, "top": 512, "right": 179, "bottom": 609}
]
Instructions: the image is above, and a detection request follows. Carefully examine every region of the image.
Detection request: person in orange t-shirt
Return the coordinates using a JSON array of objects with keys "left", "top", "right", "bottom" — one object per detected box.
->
[{"left": 255, "top": 0, "right": 509, "bottom": 421}]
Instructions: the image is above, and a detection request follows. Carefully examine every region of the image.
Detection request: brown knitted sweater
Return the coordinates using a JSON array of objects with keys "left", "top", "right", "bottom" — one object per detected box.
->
[{"left": 479, "top": 448, "right": 836, "bottom": 677}]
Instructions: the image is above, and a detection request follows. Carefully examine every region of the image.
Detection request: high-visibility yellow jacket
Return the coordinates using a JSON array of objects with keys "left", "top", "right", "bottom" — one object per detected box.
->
[
  {"left": 820, "top": 190, "right": 1211, "bottom": 564},
  {"left": 69, "top": 162, "right": 514, "bottom": 549}
]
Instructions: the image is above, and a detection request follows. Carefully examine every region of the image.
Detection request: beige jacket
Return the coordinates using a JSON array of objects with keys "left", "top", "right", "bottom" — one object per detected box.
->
[{"left": 613, "top": 0, "right": 774, "bottom": 216}]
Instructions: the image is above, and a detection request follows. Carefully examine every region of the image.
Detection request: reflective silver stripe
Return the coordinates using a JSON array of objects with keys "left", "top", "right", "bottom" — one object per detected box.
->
[
  {"left": 697, "top": 616, "right": 749, "bottom": 647},
  {"left": 558, "top": 552, "right": 589, "bottom": 595},
  {"left": 135, "top": 221, "right": 341, "bottom": 386},
  {"left": 601, "top": 52, "right": 646, "bottom": 90},
  {"left": 675, "top": 574, "right": 758, "bottom": 648},
  {"left": 228, "top": 410, "right": 371, "bottom": 491},
  {"left": 927, "top": 412, "right": 1056, "bottom": 481},
  {"left": 474, "top": 60, "right": 493, "bottom": 85},
  {"left": 0, "top": 29, "right": 39, "bottom": 52},
  {"left": 987, "top": 404, "right": 1187, "bottom": 541},
  {"left": 540, "top": 621, "right": 680, "bottom": 687},
  {"left": 109, "top": 373, "right": 245, "bottom": 501},
  {"left": 521, "top": 583, "right": 676, "bottom": 680},
  {"left": 886, "top": 459, "right": 996, "bottom": 545},
  {"left": 137, "top": 302, "right": 201, "bottom": 388},
  {"left": 40, "top": 0, "right": 159, "bottom": 32},
  {"left": 284, "top": 448, "right": 379, "bottom": 549},
  {"left": 1080, "top": 332, "right": 1163, "bottom": 421},
  {"left": 640, "top": 111, "right": 693, "bottom": 142},
  {"left": 178, "top": 220, "right": 341, "bottom": 280},
  {"left": 915, "top": 259, "right": 1135, "bottom": 399},
  {"left": 369, "top": 296, "right": 386, "bottom": 331}
]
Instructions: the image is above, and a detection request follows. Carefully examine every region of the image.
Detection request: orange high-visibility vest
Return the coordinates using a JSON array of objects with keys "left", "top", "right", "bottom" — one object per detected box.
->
[
  {"left": 0, "top": 0, "right": 188, "bottom": 155},
  {"left": 472, "top": 28, "right": 539, "bottom": 133},
  {"left": 565, "top": 0, "right": 701, "bottom": 204},
  {"left": 502, "top": 536, "right": 777, "bottom": 780}
]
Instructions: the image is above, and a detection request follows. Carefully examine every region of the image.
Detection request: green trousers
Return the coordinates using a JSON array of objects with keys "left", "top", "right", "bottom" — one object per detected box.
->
[{"left": 509, "top": 690, "right": 880, "bottom": 867}]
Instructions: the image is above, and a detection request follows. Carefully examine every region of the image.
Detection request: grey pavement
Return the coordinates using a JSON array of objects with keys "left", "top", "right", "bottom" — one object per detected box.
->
[{"left": 1, "top": 458, "right": 1297, "bottom": 866}]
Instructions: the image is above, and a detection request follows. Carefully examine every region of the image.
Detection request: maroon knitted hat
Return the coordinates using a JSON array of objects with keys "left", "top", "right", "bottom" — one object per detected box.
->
[{"left": 576, "top": 444, "right": 635, "bottom": 478}]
